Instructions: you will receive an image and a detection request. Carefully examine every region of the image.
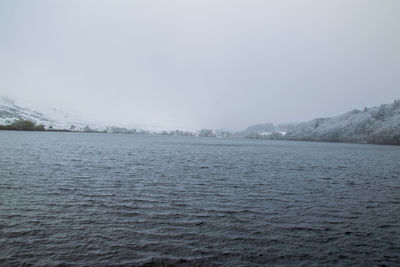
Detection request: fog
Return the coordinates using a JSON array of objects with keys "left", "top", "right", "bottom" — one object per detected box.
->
[{"left": 1, "top": 0, "right": 399, "bottom": 130}]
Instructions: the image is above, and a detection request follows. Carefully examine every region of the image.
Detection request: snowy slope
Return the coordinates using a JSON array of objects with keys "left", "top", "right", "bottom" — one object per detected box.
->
[
  {"left": 0, "top": 97, "right": 105, "bottom": 131},
  {"left": 285, "top": 100, "right": 400, "bottom": 145}
]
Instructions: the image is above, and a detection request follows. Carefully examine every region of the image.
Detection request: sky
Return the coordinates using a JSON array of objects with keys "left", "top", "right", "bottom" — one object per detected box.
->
[{"left": 0, "top": 0, "right": 399, "bottom": 131}]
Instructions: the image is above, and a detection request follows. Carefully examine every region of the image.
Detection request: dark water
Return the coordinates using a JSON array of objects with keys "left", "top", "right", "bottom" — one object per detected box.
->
[{"left": 1, "top": 131, "right": 399, "bottom": 266}]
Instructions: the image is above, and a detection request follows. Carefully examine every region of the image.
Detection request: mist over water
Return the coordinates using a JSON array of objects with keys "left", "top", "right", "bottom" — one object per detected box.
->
[{"left": 1, "top": 132, "right": 399, "bottom": 266}]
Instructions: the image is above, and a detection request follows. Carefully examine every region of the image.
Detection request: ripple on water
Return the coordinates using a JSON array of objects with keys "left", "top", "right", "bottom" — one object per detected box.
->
[{"left": 0, "top": 132, "right": 399, "bottom": 266}]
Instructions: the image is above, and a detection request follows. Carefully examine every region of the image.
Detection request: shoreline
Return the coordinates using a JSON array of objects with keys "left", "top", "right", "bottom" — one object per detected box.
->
[{"left": 1, "top": 129, "right": 399, "bottom": 146}]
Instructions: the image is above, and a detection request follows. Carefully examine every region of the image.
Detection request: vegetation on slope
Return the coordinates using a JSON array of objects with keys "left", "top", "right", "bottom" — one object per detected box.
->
[
  {"left": 285, "top": 100, "right": 400, "bottom": 145},
  {"left": 0, "top": 119, "right": 45, "bottom": 131}
]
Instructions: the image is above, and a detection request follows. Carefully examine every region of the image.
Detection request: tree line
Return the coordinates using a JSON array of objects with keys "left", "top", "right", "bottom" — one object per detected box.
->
[{"left": 0, "top": 119, "right": 45, "bottom": 131}]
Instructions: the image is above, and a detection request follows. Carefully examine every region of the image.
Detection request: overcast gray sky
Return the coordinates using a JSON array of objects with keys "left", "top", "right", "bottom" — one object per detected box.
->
[{"left": 1, "top": 0, "right": 399, "bottom": 130}]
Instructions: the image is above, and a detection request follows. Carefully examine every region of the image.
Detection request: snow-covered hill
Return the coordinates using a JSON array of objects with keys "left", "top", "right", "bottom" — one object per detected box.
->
[
  {"left": 0, "top": 97, "right": 105, "bottom": 131},
  {"left": 285, "top": 100, "right": 400, "bottom": 145}
]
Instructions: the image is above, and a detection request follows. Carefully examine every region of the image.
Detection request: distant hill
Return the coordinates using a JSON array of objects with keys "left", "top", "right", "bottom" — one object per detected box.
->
[
  {"left": 243, "top": 100, "right": 400, "bottom": 145},
  {"left": 0, "top": 97, "right": 55, "bottom": 127},
  {"left": 0, "top": 97, "right": 102, "bottom": 131},
  {"left": 285, "top": 100, "right": 400, "bottom": 145}
]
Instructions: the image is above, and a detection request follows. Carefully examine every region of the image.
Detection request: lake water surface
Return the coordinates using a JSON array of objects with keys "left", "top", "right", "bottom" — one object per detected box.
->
[{"left": 1, "top": 131, "right": 399, "bottom": 266}]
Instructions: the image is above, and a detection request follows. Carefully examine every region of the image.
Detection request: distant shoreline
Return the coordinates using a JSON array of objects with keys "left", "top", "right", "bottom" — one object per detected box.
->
[
  {"left": 1, "top": 128, "right": 399, "bottom": 146},
  {"left": 0, "top": 128, "right": 105, "bottom": 133}
]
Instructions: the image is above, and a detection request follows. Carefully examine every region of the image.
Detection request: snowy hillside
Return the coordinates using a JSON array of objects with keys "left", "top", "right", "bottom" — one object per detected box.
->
[
  {"left": 0, "top": 97, "right": 105, "bottom": 131},
  {"left": 285, "top": 100, "right": 400, "bottom": 145}
]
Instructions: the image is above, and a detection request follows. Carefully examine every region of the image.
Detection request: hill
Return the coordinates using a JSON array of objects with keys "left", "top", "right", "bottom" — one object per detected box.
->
[
  {"left": 285, "top": 100, "right": 400, "bottom": 145},
  {"left": 0, "top": 97, "right": 102, "bottom": 131}
]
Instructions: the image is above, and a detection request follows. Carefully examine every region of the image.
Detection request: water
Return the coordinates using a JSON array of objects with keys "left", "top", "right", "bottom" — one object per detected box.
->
[{"left": 1, "top": 131, "right": 399, "bottom": 266}]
